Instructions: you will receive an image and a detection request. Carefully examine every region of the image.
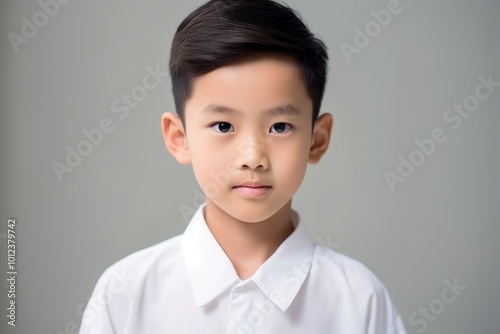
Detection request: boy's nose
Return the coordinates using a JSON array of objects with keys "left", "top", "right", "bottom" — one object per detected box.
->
[{"left": 235, "top": 136, "right": 269, "bottom": 170}]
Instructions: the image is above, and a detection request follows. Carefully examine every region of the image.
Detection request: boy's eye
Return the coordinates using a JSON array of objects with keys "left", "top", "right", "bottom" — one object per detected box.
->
[
  {"left": 270, "top": 122, "right": 292, "bottom": 134},
  {"left": 211, "top": 122, "right": 234, "bottom": 133}
]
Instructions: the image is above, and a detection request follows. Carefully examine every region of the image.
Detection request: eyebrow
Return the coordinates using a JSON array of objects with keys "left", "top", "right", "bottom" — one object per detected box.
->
[{"left": 201, "top": 103, "right": 301, "bottom": 117}]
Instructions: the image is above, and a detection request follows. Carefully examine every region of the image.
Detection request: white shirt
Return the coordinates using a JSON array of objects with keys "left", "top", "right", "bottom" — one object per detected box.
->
[{"left": 80, "top": 203, "right": 407, "bottom": 334}]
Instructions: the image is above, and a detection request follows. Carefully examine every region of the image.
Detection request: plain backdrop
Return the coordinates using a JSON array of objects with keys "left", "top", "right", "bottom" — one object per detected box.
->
[{"left": 1, "top": 0, "right": 499, "bottom": 333}]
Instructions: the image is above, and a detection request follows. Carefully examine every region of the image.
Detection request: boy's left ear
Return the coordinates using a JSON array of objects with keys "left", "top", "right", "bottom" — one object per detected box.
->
[{"left": 308, "top": 113, "right": 333, "bottom": 164}]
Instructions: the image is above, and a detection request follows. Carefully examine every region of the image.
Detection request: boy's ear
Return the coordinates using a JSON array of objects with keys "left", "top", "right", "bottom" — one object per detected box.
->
[
  {"left": 161, "top": 112, "right": 191, "bottom": 165},
  {"left": 308, "top": 113, "right": 333, "bottom": 164}
]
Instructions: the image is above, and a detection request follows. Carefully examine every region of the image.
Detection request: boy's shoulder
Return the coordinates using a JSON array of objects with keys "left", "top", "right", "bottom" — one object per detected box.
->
[
  {"left": 98, "top": 230, "right": 389, "bottom": 295},
  {"left": 94, "top": 234, "right": 184, "bottom": 289},
  {"left": 115, "top": 234, "right": 184, "bottom": 267},
  {"left": 311, "top": 243, "right": 389, "bottom": 294},
  {"left": 309, "top": 244, "right": 406, "bottom": 332}
]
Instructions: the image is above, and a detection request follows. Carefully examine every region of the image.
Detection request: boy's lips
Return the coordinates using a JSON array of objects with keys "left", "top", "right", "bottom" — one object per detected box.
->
[
  {"left": 234, "top": 180, "right": 270, "bottom": 188},
  {"left": 232, "top": 181, "right": 272, "bottom": 197}
]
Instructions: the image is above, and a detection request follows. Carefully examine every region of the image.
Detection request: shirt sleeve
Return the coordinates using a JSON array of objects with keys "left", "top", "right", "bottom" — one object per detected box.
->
[
  {"left": 364, "top": 280, "right": 409, "bottom": 334},
  {"left": 79, "top": 266, "right": 133, "bottom": 334}
]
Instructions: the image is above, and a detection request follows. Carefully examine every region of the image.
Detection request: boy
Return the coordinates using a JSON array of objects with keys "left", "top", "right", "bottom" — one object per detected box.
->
[{"left": 80, "top": 0, "right": 407, "bottom": 333}]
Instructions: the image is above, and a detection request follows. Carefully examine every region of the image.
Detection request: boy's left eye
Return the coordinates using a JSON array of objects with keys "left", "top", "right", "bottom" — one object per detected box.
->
[{"left": 270, "top": 122, "right": 292, "bottom": 134}]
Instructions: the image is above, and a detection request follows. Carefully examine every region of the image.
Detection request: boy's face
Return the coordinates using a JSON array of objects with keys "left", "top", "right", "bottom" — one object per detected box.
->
[{"left": 163, "top": 53, "right": 332, "bottom": 223}]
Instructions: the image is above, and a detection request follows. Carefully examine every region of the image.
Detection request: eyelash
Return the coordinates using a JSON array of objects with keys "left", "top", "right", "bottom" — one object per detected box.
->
[{"left": 210, "top": 122, "right": 294, "bottom": 134}]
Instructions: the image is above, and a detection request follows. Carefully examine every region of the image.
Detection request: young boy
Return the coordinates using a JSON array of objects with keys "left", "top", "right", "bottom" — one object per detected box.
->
[{"left": 80, "top": 0, "right": 407, "bottom": 333}]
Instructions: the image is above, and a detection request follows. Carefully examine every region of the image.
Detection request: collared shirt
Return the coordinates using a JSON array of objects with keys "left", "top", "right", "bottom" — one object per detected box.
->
[{"left": 80, "top": 203, "right": 407, "bottom": 334}]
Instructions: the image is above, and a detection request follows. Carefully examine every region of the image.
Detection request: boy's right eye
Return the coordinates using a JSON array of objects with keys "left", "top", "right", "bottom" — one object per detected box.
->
[{"left": 211, "top": 122, "right": 234, "bottom": 133}]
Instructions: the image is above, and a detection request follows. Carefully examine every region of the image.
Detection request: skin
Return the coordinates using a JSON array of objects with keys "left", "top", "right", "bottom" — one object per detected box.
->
[{"left": 161, "top": 53, "right": 333, "bottom": 279}]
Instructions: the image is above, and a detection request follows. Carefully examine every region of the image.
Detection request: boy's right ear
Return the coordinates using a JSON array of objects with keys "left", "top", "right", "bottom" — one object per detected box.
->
[{"left": 161, "top": 112, "right": 191, "bottom": 165}]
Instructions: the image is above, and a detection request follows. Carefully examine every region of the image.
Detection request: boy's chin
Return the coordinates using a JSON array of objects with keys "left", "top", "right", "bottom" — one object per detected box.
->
[{"left": 206, "top": 197, "right": 292, "bottom": 224}]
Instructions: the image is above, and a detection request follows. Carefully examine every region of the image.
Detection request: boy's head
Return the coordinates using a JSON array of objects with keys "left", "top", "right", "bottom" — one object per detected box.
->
[
  {"left": 162, "top": 0, "right": 333, "bottom": 223},
  {"left": 169, "top": 0, "right": 329, "bottom": 126}
]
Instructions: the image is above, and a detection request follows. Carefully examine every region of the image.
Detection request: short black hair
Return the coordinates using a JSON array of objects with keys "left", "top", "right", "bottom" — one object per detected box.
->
[{"left": 169, "top": 0, "right": 329, "bottom": 125}]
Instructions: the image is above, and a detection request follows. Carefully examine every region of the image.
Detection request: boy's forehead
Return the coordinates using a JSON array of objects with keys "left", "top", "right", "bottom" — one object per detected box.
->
[
  {"left": 185, "top": 52, "right": 313, "bottom": 119},
  {"left": 201, "top": 103, "right": 301, "bottom": 117},
  {"left": 198, "top": 102, "right": 305, "bottom": 123}
]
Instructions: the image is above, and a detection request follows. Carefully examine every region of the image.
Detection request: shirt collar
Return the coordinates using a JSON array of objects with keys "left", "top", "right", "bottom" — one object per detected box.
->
[{"left": 182, "top": 203, "right": 315, "bottom": 312}]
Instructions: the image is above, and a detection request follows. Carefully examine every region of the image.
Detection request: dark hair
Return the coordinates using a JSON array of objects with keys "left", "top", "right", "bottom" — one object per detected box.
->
[{"left": 169, "top": 0, "right": 329, "bottom": 125}]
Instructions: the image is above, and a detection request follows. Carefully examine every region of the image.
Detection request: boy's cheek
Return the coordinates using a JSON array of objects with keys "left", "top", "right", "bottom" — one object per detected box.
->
[{"left": 193, "top": 163, "right": 235, "bottom": 197}]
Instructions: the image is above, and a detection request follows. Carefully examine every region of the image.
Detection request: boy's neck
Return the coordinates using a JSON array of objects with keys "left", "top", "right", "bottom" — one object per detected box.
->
[{"left": 203, "top": 200, "right": 295, "bottom": 280}]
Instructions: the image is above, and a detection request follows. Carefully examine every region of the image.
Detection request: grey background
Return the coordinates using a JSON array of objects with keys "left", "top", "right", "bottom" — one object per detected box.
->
[{"left": 1, "top": 0, "right": 499, "bottom": 333}]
